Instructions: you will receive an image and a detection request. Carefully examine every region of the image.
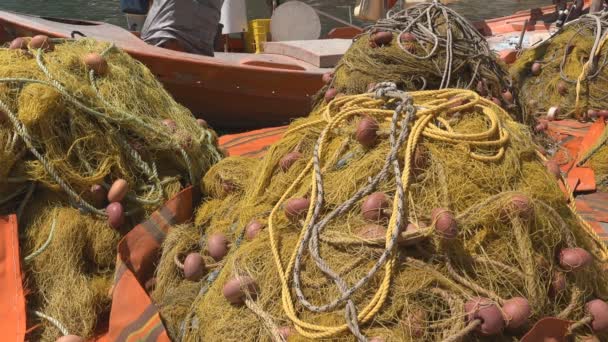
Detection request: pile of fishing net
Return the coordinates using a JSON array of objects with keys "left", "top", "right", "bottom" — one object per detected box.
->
[
  {"left": 0, "top": 36, "right": 222, "bottom": 341},
  {"left": 510, "top": 12, "right": 608, "bottom": 191},
  {"left": 153, "top": 84, "right": 608, "bottom": 341},
  {"left": 317, "top": 1, "right": 527, "bottom": 123}
]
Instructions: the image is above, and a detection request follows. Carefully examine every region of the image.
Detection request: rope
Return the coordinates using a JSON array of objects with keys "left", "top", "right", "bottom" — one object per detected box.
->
[
  {"left": 440, "top": 320, "right": 481, "bottom": 342},
  {"left": 265, "top": 84, "right": 511, "bottom": 339},
  {"left": 33, "top": 310, "right": 70, "bottom": 336},
  {"left": 245, "top": 299, "right": 286, "bottom": 342},
  {"left": 568, "top": 315, "right": 594, "bottom": 333},
  {"left": 24, "top": 214, "right": 57, "bottom": 263},
  {"left": 17, "top": 182, "right": 35, "bottom": 218}
]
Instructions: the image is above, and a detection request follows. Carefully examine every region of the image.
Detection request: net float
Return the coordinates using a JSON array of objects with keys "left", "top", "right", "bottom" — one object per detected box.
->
[
  {"left": 501, "top": 89, "right": 514, "bottom": 104},
  {"left": 207, "top": 233, "right": 229, "bottom": 261},
  {"left": 325, "top": 88, "right": 338, "bottom": 102},
  {"left": 598, "top": 109, "right": 608, "bottom": 118},
  {"left": 196, "top": 118, "right": 208, "bottom": 128},
  {"left": 183, "top": 252, "right": 206, "bottom": 281},
  {"left": 559, "top": 247, "right": 592, "bottom": 271},
  {"left": 89, "top": 184, "right": 107, "bottom": 208},
  {"left": 83, "top": 53, "right": 108, "bottom": 76},
  {"left": 361, "top": 192, "right": 390, "bottom": 222},
  {"left": 398, "top": 222, "right": 427, "bottom": 246},
  {"left": 106, "top": 202, "right": 125, "bottom": 229},
  {"left": 356, "top": 116, "right": 379, "bottom": 148},
  {"left": 284, "top": 197, "right": 310, "bottom": 221},
  {"left": 531, "top": 62, "right": 542, "bottom": 76},
  {"left": 223, "top": 275, "right": 259, "bottom": 305},
  {"left": 356, "top": 224, "right": 386, "bottom": 240},
  {"left": 322, "top": 71, "right": 334, "bottom": 84},
  {"left": 400, "top": 32, "right": 416, "bottom": 43},
  {"left": 557, "top": 81, "right": 568, "bottom": 96},
  {"left": 500, "top": 194, "right": 533, "bottom": 221},
  {"left": 56, "top": 335, "right": 85, "bottom": 342},
  {"left": 534, "top": 121, "right": 548, "bottom": 132},
  {"left": 9, "top": 37, "right": 27, "bottom": 50},
  {"left": 464, "top": 297, "right": 505, "bottom": 336},
  {"left": 222, "top": 179, "right": 236, "bottom": 194},
  {"left": 549, "top": 271, "right": 567, "bottom": 298},
  {"left": 476, "top": 80, "right": 488, "bottom": 96},
  {"left": 107, "top": 179, "right": 129, "bottom": 203},
  {"left": 29, "top": 35, "right": 54, "bottom": 52},
  {"left": 404, "top": 308, "right": 426, "bottom": 337},
  {"left": 370, "top": 31, "right": 393, "bottom": 47},
  {"left": 586, "top": 299, "right": 608, "bottom": 332},
  {"left": 278, "top": 326, "right": 293, "bottom": 339},
  {"left": 279, "top": 151, "right": 303, "bottom": 172},
  {"left": 162, "top": 118, "right": 177, "bottom": 132},
  {"left": 546, "top": 106, "right": 560, "bottom": 121},
  {"left": 245, "top": 220, "right": 264, "bottom": 241},
  {"left": 367, "top": 82, "right": 377, "bottom": 92},
  {"left": 588, "top": 109, "right": 599, "bottom": 119},
  {"left": 501, "top": 297, "right": 531, "bottom": 330},
  {"left": 544, "top": 160, "right": 561, "bottom": 178},
  {"left": 369, "top": 338, "right": 385, "bottom": 342},
  {"left": 431, "top": 208, "right": 458, "bottom": 239},
  {"left": 490, "top": 97, "right": 502, "bottom": 107},
  {"left": 527, "top": 99, "right": 538, "bottom": 108}
]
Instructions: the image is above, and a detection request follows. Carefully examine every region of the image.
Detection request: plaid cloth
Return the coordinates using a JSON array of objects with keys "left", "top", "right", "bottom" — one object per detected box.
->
[{"left": 98, "top": 186, "right": 198, "bottom": 342}]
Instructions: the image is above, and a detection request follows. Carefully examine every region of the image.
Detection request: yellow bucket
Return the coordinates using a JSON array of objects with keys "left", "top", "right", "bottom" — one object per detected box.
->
[{"left": 245, "top": 19, "right": 271, "bottom": 53}]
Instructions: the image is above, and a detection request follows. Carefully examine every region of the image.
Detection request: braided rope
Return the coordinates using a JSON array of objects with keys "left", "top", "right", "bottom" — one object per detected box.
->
[
  {"left": 34, "top": 310, "right": 70, "bottom": 336},
  {"left": 245, "top": 299, "right": 286, "bottom": 342},
  {"left": 568, "top": 315, "right": 594, "bottom": 333},
  {"left": 265, "top": 85, "right": 510, "bottom": 339},
  {"left": 24, "top": 213, "right": 57, "bottom": 262}
]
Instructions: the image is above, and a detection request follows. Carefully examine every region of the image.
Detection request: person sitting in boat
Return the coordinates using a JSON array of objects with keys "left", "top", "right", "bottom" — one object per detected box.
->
[
  {"left": 554, "top": 0, "right": 584, "bottom": 27},
  {"left": 140, "top": 0, "right": 224, "bottom": 56}
]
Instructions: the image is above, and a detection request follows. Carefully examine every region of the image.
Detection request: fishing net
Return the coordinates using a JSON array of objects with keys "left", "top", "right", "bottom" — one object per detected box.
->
[
  {"left": 315, "top": 1, "right": 527, "bottom": 124},
  {"left": 0, "top": 37, "right": 222, "bottom": 340},
  {"left": 153, "top": 84, "right": 608, "bottom": 341},
  {"left": 510, "top": 12, "right": 608, "bottom": 190}
]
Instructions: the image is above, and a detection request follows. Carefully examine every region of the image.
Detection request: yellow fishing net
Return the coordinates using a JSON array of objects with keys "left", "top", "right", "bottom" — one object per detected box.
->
[
  {"left": 0, "top": 37, "right": 222, "bottom": 340},
  {"left": 153, "top": 85, "right": 608, "bottom": 341}
]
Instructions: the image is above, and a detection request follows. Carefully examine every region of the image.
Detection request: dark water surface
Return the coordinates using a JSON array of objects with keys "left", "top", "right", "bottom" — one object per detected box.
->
[{"left": 1, "top": 0, "right": 553, "bottom": 34}]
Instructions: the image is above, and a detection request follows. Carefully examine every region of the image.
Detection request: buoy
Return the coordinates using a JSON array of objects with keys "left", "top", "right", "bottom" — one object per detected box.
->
[
  {"left": 107, "top": 179, "right": 129, "bottom": 203},
  {"left": 106, "top": 202, "right": 125, "bottom": 229},
  {"left": 500, "top": 195, "right": 533, "bottom": 221},
  {"left": 476, "top": 80, "right": 488, "bottom": 96},
  {"left": 501, "top": 297, "right": 531, "bottom": 330},
  {"left": 322, "top": 71, "right": 334, "bottom": 84},
  {"left": 559, "top": 247, "right": 592, "bottom": 271},
  {"left": 464, "top": 297, "right": 505, "bottom": 336},
  {"left": 361, "top": 192, "right": 390, "bottom": 222},
  {"left": 183, "top": 253, "right": 206, "bottom": 281},
  {"left": 534, "top": 121, "right": 548, "bottom": 132},
  {"left": 89, "top": 184, "right": 107, "bottom": 208},
  {"left": 223, "top": 275, "right": 259, "bottom": 305},
  {"left": 245, "top": 220, "right": 264, "bottom": 241},
  {"left": 9, "top": 37, "right": 27, "bottom": 50},
  {"left": 207, "top": 233, "right": 229, "bottom": 261},
  {"left": 279, "top": 152, "right": 303, "bottom": 172},
  {"left": 547, "top": 106, "right": 560, "bottom": 121},
  {"left": 284, "top": 197, "right": 310, "bottom": 221},
  {"left": 222, "top": 179, "right": 236, "bottom": 194},
  {"left": 356, "top": 224, "right": 386, "bottom": 240},
  {"left": 501, "top": 89, "right": 514, "bottom": 104},
  {"left": 490, "top": 97, "right": 502, "bottom": 107},
  {"left": 549, "top": 271, "right": 566, "bottom": 298},
  {"left": 398, "top": 222, "right": 426, "bottom": 246},
  {"left": 588, "top": 109, "right": 599, "bottom": 119},
  {"left": 400, "top": 32, "right": 416, "bottom": 43},
  {"left": 586, "top": 299, "right": 608, "bottom": 332},
  {"left": 162, "top": 119, "right": 177, "bottom": 132},
  {"left": 278, "top": 326, "right": 293, "bottom": 339},
  {"left": 369, "top": 337, "right": 385, "bottom": 342},
  {"left": 29, "top": 35, "right": 54, "bottom": 52},
  {"left": 83, "top": 53, "right": 108, "bottom": 76},
  {"left": 531, "top": 62, "right": 542, "bottom": 76},
  {"left": 557, "top": 81, "right": 568, "bottom": 96},
  {"left": 545, "top": 160, "right": 561, "bottom": 178},
  {"left": 431, "top": 208, "right": 458, "bottom": 239},
  {"left": 355, "top": 116, "right": 379, "bottom": 148},
  {"left": 370, "top": 31, "right": 393, "bottom": 47},
  {"left": 325, "top": 88, "right": 338, "bottom": 102},
  {"left": 196, "top": 118, "right": 208, "bottom": 128}
]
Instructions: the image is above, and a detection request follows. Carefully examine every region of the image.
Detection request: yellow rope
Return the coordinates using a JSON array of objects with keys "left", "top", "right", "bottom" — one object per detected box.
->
[
  {"left": 266, "top": 88, "right": 511, "bottom": 339},
  {"left": 574, "top": 33, "right": 608, "bottom": 117}
]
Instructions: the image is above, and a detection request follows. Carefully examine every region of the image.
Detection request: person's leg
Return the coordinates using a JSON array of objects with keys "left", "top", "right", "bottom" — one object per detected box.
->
[{"left": 159, "top": 39, "right": 186, "bottom": 52}]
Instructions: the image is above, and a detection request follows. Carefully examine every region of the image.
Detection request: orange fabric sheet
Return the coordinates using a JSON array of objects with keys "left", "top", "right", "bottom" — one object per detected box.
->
[
  {"left": 0, "top": 214, "right": 26, "bottom": 342},
  {"left": 219, "top": 126, "right": 287, "bottom": 158}
]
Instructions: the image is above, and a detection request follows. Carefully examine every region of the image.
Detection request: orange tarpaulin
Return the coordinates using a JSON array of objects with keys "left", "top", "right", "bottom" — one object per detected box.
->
[
  {"left": 0, "top": 214, "right": 26, "bottom": 342},
  {"left": 219, "top": 126, "right": 287, "bottom": 158}
]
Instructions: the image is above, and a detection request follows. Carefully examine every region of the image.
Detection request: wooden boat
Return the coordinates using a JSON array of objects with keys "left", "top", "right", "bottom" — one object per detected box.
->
[{"left": 0, "top": 10, "right": 340, "bottom": 129}]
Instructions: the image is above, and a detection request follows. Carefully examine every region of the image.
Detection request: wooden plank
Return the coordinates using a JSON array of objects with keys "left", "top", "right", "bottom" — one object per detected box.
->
[{"left": 263, "top": 39, "right": 352, "bottom": 68}]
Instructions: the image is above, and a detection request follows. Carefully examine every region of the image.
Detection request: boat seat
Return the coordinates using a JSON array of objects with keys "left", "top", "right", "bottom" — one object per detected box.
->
[{"left": 262, "top": 39, "right": 353, "bottom": 68}]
